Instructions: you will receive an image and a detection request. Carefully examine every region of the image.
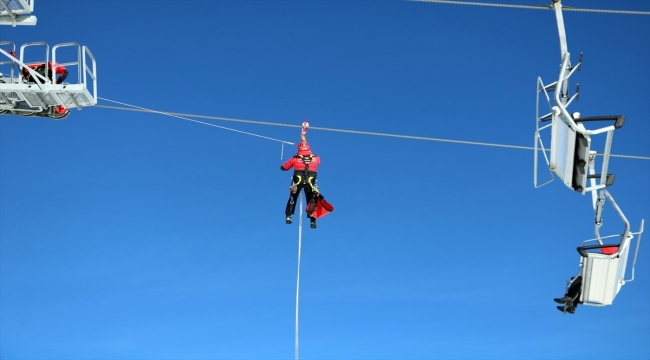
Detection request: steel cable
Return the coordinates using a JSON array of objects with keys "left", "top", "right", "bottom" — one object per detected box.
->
[
  {"left": 407, "top": 0, "right": 650, "bottom": 16},
  {"left": 93, "top": 103, "right": 650, "bottom": 161}
]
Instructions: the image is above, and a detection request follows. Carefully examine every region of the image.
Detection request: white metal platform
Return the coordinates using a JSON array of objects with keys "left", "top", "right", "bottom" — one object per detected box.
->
[{"left": 0, "top": 41, "right": 97, "bottom": 118}]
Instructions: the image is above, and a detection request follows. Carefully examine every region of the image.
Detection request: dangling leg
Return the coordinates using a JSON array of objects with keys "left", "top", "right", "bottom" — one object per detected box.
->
[
  {"left": 305, "top": 176, "right": 317, "bottom": 228},
  {"left": 284, "top": 176, "right": 303, "bottom": 224},
  {"left": 554, "top": 276, "right": 582, "bottom": 314},
  {"left": 567, "top": 276, "right": 582, "bottom": 313}
]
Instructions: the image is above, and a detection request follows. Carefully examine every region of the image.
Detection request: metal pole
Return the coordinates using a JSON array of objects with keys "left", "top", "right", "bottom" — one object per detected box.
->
[{"left": 552, "top": 0, "right": 570, "bottom": 105}]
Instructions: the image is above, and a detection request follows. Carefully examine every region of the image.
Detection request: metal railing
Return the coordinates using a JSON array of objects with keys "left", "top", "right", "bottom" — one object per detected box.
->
[
  {"left": 83, "top": 46, "right": 97, "bottom": 104},
  {"left": 0, "top": 40, "right": 16, "bottom": 79},
  {"left": 19, "top": 41, "right": 51, "bottom": 88}
]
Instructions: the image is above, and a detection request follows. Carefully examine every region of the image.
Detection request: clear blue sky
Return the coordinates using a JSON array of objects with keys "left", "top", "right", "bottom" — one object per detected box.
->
[{"left": 1, "top": 1, "right": 649, "bottom": 359}]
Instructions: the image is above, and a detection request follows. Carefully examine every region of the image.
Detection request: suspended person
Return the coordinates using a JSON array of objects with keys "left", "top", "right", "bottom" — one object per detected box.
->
[
  {"left": 281, "top": 140, "right": 321, "bottom": 228},
  {"left": 21, "top": 60, "right": 69, "bottom": 116}
]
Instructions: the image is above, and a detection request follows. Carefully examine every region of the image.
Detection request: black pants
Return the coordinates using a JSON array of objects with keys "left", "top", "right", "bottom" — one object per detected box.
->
[
  {"left": 566, "top": 276, "right": 582, "bottom": 307},
  {"left": 285, "top": 173, "right": 317, "bottom": 218},
  {"left": 23, "top": 66, "right": 68, "bottom": 84}
]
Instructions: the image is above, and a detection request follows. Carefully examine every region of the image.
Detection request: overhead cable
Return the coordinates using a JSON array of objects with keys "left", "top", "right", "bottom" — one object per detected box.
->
[
  {"left": 97, "top": 98, "right": 295, "bottom": 146},
  {"left": 408, "top": 0, "right": 650, "bottom": 15},
  {"left": 93, "top": 103, "right": 650, "bottom": 161}
]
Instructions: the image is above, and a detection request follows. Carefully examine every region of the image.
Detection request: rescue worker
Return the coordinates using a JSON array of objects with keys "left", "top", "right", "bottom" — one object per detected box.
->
[
  {"left": 21, "top": 59, "right": 69, "bottom": 116},
  {"left": 281, "top": 141, "right": 320, "bottom": 228},
  {"left": 22, "top": 61, "right": 68, "bottom": 84}
]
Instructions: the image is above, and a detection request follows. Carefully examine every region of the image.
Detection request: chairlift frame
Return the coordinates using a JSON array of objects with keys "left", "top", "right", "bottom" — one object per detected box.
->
[
  {"left": 534, "top": 1, "right": 623, "bottom": 195},
  {"left": 535, "top": 1, "right": 645, "bottom": 309}
]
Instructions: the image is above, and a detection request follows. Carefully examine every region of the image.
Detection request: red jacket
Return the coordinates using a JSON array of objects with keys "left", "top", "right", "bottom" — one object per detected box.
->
[
  {"left": 281, "top": 154, "right": 320, "bottom": 172},
  {"left": 23, "top": 62, "right": 67, "bottom": 75},
  {"left": 22, "top": 62, "right": 68, "bottom": 83}
]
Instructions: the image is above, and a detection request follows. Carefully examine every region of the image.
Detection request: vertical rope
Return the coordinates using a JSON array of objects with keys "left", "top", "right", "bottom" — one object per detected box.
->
[{"left": 295, "top": 194, "right": 303, "bottom": 360}]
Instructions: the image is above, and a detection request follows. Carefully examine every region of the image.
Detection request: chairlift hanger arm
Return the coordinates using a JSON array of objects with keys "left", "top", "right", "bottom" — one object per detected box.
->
[
  {"left": 592, "top": 189, "right": 631, "bottom": 257},
  {"left": 552, "top": 0, "right": 572, "bottom": 104}
]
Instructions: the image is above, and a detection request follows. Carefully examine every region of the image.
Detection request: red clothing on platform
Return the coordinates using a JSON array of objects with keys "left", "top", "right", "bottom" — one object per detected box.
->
[{"left": 23, "top": 62, "right": 67, "bottom": 76}]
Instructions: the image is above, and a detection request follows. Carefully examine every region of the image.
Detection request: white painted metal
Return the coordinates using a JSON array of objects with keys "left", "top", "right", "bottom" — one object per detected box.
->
[
  {"left": 573, "top": 188, "right": 644, "bottom": 307},
  {"left": 534, "top": 0, "right": 619, "bottom": 194},
  {"left": 0, "top": 41, "right": 97, "bottom": 117},
  {"left": 541, "top": 3, "right": 645, "bottom": 307},
  {"left": 533, "top": 78, "right": 555, "bottom": 188},
  {"left": 580, "top": 241, "right": 629, "bottom": 306},
  {"left": 0, "top": 0, "right": 36, "bottom": 26}
]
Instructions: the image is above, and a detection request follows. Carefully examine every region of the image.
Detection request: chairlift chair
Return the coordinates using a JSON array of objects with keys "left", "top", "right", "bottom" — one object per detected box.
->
[
  {"left": 569, "top": 189, "right": 644, "bottom": 307},
  {"left": 534, "top": 51, "right": 625, "bottom": 194},
  {"left": 534, "top": 0, "right": 625, "bottom": 194},
  {"left": 536, "top": 1, "right": 645, "bottom": 310}
]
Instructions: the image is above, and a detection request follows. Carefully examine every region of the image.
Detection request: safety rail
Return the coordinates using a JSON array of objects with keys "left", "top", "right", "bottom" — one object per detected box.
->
[
  {"left": 82, "top": 46, "right": 97, "bottom": 104},
  {"left": 19, "top": 41, "right": 50, "bottom": 88},
  {"left": 52, "top": 42, "right": 81, "bottom": 84},
  {"left": 0, "top": 41, "right": 16, "bottom": 78}
]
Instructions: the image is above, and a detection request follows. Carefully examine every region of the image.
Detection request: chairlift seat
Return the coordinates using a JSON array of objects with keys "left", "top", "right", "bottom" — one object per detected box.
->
[
  {"left": 550, "top": 115, "right": 590, "bottom": 192},
  {"left": 578, "top": 236, "right": 632, "bottom": 306}
]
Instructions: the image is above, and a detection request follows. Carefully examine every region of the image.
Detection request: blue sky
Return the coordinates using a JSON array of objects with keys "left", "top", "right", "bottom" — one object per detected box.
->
[{"left": 1, "top": 1, "right": 649, "bottom": 359}]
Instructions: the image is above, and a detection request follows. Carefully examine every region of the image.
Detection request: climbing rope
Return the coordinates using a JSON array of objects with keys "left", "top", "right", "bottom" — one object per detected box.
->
[
  {"left": 93, "top": 103, "right": 650, "bottom": 161},
  {"left": 408, "top": 0, "right": 650, "bottom": 16},
  {"left": 295, "top": 194, "right": 303, "bottom": 360}
]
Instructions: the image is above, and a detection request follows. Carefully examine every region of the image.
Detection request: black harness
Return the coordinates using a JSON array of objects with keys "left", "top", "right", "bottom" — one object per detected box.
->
[{"left": 295, "top": 154, "right": 315, "bottom": 184}]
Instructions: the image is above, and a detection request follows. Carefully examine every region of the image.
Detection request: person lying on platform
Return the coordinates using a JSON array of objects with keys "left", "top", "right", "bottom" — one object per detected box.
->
[{"left": 22, "top": 61, "right": 68, "bottom": 84}]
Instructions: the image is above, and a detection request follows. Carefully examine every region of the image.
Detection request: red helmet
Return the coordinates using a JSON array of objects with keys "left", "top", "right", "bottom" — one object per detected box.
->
[{"left": 297, "top": 141, "right": 311, "bottom": 155}]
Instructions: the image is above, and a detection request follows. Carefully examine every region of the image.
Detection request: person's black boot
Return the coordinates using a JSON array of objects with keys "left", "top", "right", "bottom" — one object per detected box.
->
[
  {"left": 286, "top": 215, "right": 292, "bottom": 224},
  {"left": 310, "top": 218, "right": 317, "bottom": 228},
  {"left": 554, "top": 296, "right": 572, "bottom": 304}
]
